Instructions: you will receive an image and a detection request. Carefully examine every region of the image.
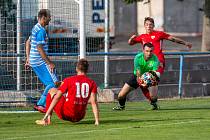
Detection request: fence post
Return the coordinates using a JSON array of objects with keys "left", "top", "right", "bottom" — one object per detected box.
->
[
  {"left": 16, "top": 0, "right": 22, "bottom": 91},
  {"left": 178, "top": 55, "right": 184, "bottom": 98},
  {"left": 79, "top": 0, "right": 86, "bottom": 59},
  {"left": 104, "top": 0, "right": 110, "bottom": 88}
]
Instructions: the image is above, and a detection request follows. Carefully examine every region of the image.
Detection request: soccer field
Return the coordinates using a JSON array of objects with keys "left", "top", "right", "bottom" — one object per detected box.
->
[{"left": 0, "top": 98, "right": 210, "bottom": 140}]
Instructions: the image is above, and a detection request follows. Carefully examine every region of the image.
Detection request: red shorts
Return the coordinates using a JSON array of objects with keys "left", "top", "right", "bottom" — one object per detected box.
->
[
  {"left": 157, "top": 61, "right": 165, "bottom": 74},
  {"left": 46, "top": 94, "right": 84, "bottom": 122},
  {"left": 156, "top": 55, "right": 165, "bottom": 74}
]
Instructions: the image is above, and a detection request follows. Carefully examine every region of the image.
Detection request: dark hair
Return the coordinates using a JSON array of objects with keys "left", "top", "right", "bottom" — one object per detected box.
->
[
  {"left": 38, "top": 9, "right": 50, "bottom": 19},
  {"left": 76, "top": 59, "right": 89, "bottom": 73},
  {"left": 144, "top": 17, "right": 155, "bottom": 26},
  {"left": 143, "top": 42, "right": 154, "bottom": 49}
]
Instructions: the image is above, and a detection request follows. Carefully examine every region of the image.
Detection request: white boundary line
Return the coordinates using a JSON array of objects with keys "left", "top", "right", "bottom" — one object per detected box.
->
[
  {"left": 0, "top": 120, "right": 204, "bottom": 140},
  {"left": 0, "top": 111, "right": 37, "bottom": 113}
]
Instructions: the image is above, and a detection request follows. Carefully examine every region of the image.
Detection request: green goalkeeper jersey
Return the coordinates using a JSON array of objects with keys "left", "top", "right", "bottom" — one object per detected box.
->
[{"left": 133, "top": 52, "right": 159, "bottom": 76}]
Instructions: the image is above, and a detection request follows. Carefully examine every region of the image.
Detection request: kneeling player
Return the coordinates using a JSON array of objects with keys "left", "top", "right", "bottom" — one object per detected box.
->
[
  {"left": 113, "top": 42, "right": 160, "bottom": 110},
  {"left": 35, "top": 59, "right": 99, "bottom": 126}
]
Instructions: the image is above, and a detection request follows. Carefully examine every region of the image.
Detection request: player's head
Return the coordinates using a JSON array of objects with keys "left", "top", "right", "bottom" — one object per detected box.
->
[
  {"left": 144, "top": 17, "right": 155, "bottom": 33},
  {"left": 38, "top": 9, "right": 51, "bottom": 26},
  {"left": 76, "top": 59, "right": 89, "bottom": 74},
  {"left": 143, "top": 42, "right": 154, "bottom": 60}
]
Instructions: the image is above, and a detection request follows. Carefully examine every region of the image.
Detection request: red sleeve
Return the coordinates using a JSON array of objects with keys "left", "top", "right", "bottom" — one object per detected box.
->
[
  {"left": 91, "top": 81, "right": 97, "bottom": 94},
  {"left": 58, "top": 78, "right": 69, "bottom": 94},
  {"left": 133, "top": 35, "right": 143, "bottom": 44},
  {"left": 159, "top": 31, "right": 170, "bottom": 39}
]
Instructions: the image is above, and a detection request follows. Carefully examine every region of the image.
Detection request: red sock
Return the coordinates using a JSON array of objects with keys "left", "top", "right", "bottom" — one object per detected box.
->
[{"left": 140, "top": 86, "right": 151, "bottom": 101}]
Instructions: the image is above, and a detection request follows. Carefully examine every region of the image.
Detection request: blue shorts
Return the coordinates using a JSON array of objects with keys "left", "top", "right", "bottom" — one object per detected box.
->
[{"left": 32, "top": 63, "right": 58, "bottom": 86}]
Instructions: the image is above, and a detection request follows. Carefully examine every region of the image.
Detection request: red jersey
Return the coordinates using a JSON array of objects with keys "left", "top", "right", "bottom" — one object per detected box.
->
[
  {"left": 133, "top": 30, "right": 170, "bottom": 63},
  {"left": 58, "top": 75, "right": 97, "bottom": 121}
]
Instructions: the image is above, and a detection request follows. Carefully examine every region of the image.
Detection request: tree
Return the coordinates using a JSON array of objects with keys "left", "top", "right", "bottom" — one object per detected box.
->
[{"left": 201, "top": 0, "right": 210, "bottom": 51}]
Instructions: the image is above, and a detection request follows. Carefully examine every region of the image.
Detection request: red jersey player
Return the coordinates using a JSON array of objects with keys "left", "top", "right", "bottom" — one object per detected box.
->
[
  {"left": 128, "top": 17, "right": 192, "bottom": 74},
  {"left": 35, "top": 59, "right": 99, "bottom": 126}
]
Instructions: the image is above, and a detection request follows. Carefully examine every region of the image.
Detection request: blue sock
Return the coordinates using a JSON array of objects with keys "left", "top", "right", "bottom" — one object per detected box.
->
[{"left": 37, "top": 83, "right": 55, "bottom": 107}]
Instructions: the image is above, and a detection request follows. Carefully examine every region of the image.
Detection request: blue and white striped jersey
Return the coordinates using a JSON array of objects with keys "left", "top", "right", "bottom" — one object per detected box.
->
[{"left": 30, "top": 23, "right": 48, "bottom": 67}]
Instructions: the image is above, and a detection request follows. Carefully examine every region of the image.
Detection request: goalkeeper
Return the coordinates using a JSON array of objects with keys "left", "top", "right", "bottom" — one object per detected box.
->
[{"left": 113, "top": 42, "right": 160, "bottom": 110}]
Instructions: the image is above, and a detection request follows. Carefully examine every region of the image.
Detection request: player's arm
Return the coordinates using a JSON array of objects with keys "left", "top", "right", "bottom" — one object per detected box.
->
[
  {"left": 167, "top": 36, "right": 192, "bottom": 49},
  {"left": 89, "top": 92, "right": 99, "bottom": 126},
  {"left": 136, "top": 70, "right": 141, "bottom": 79},
  {"left": 37, "top": 44, "right": 51, "bottom": 64},
  {"left": 25, "top": 37, "right": 31, "bottom": 69},
  {"left": 35, "top": 88, "right": 62, "bottom": 126},
  {"left": 43, "top": 90, "right": 63, "bottom": 123},
  {"left": 37, "top": 44, "right": 55, "bottom": 72},
  {"left": 134, "top": 54, "right": 143, "bottom": 85},
  {"left": 37, "top": 30, "right": 55, "bottom": 72},
  {"left": 128, "top": 34, "right": 143, "bottom": 45},
  {"left": 134, "top": 54, "right": 141, "bottom": 79},
  {"left": 128, "top": 34, "right": 137, "bottom": 45}
]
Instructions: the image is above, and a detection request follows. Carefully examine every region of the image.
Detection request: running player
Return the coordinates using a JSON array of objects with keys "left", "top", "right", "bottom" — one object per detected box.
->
[
  {"left": 113, "top": 42, "right": 160, "bottom": 110},
  {"left": 35, "top": 59, "right": 99, "bottom": 126},
  {"left": 128, "top": 17, "right": 192, "bottom": 74}
]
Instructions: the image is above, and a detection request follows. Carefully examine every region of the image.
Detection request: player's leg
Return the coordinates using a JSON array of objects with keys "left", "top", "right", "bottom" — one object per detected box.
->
[
  {"left": 157, "top": 59, "right": 165, "bottom": 75},
  {"left": 46, "top": 88, "right": 58, "bottom": 111},
  {"left": 37, "top": 83, "right": 55, "bottom": 108},
  {"left": 113, "top": 83, "right": 133, "bottom": 110},
  {"left": 140, "top": 86, "right": 152, "bottom": 101},
  {"left": 38, "top": 64, "right": 59, "bottom": 107},
  {"left": 32, "top": 63, "right": 59, "bottom": 111},
  {"left": 149, "top": 85, "right": 159, "bottom": 110},
  {"left": 113, "top": 74, "right": 138, "bottom": 110},
  {"left": 46, "top": 88, "right": 65, "bottom": 121},
  {"left": 151, "top": 59, "right": 164, "bottom": 110},
  {"left": 38, "top": 81, "right": 61, "bottom": 109},
  {"left": 35, "top": 92, "right": 53, "bottom": 125}
]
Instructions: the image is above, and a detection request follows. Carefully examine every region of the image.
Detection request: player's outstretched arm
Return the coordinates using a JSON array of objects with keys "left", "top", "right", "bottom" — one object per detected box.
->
[
  {"left": 167, "top": 36, "right": 192, "bottom": 49},
  {"left": 90, "top": 92, "right": 99, "bottom": 126}
]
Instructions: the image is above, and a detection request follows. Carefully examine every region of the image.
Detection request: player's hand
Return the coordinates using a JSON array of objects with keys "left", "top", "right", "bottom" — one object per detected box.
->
[
  {"left": 128, "top": 34, "right": 137, "bottom": 45},
  {"left": 35, "top": 119, "right": 50, "bottom": 126},
  {"left": 95, "top": 121, "right": 99, "bottom": 126},
  {"left": 25, "top": 58, "right": 30, "bottom": 69},
  {"left": 35, "top": 115, "right": 51, "bottom": 126},
  {"left": 137, "top": 78, "right": 143, "bottom": 85},
  {"left": 185, "top": 42, "right": 192, "bottom": 49},
  {"left": 48, "top": 62, "right": 55, "bottom": 73},
  {"left": 137, "top": 77, "right": 147, "bottom": 87}
]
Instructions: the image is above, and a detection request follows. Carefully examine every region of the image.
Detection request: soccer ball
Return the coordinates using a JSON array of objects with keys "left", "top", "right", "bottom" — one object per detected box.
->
[{"left": 140, "top": 71, "right": 159, "bottom": 87}]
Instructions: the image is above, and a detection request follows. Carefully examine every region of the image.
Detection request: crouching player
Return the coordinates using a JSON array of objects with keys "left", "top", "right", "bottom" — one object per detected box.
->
[
  {"left": 35, "top": 59, "right": 99, "bottom": 126},
  {"left": 113, "top": 42, "right": 160, "bottom": 110}
]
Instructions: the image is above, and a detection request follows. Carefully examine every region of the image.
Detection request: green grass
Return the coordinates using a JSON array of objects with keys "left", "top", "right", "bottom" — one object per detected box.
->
[{"left": 1, "top": 98, "right": 210, "bottom": 140}]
